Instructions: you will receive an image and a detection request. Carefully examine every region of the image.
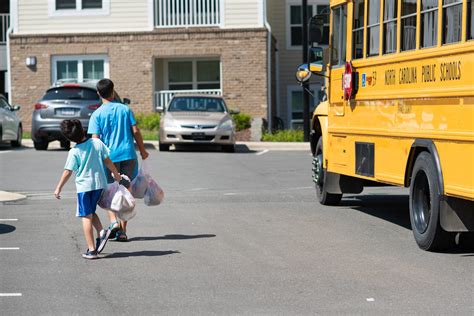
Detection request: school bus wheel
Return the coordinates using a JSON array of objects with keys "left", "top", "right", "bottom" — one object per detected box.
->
[
  {"left": 409, "top": 152, "right": 454, "bottom": 251},
  {"left": 313, "top": 137, "right": 342, "bottom": 206}
]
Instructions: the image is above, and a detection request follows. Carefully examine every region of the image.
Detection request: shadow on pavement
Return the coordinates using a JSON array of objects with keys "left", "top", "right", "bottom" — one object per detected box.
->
[
  {"left": 342, "top": 194, "right": 474, "bottom": 255},
  {"left": 0, "top": 224, "right": 16, "bottom": 234},
  {"left": 128, "top": 234, "right": 216, "bottom": 242},
  {"left": 104, "top": 250, "right": 180, "bottom": 258}
]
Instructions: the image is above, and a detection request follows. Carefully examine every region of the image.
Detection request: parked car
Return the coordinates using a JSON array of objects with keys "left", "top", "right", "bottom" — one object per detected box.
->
[
  {"left": 31, "top": 82, "right": 129, "bottom": 150},
  {"left": 0, "top": 94, "right": 23, "bottom": 148},
  {"left": 158, "top": 94, "right": 238, "bottom": 152}
]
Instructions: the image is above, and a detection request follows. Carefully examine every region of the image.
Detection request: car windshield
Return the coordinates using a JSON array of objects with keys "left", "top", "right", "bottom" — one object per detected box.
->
[
  {"left": 168, "top": 97, "right": 227, "bottom": 113},
  {"left": 42, "top": 87, "right": 100, "bottom": 101}
]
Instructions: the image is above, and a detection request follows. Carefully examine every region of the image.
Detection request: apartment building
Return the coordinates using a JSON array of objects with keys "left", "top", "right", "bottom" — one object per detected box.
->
[{"left": 9, "top": 0, "right": 327, "bottom": 133}]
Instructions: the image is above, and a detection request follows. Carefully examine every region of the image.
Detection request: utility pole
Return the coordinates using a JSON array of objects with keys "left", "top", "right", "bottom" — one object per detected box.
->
[{"left": 302, "top": 0, "right": 310, "bottom": 142}]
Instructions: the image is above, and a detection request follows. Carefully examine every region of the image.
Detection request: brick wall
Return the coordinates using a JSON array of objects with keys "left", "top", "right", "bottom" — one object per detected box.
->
[{"left": 10, "top": 28, "right": 269, "bottom": 131}]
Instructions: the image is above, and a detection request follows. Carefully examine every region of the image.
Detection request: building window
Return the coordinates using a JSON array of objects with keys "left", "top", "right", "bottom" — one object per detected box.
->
[
  {"left": 166, "top": 60, "right": 220, "bottom": 91},
  {"left": 287, "top": 1, "right": 329, "bottom": 49},
  {"left": 367, "top": 0, "right": 381, "bottom": 56},
  {"left": 352, "top": 0, "right": 364, "bottom": 59},
  {"left": 443, "top": 0, "right": 462, "bottom": 44},
  {"left": 420, "top": 0, "right": 438, "bottom": 48},
  {"left": 401, "top": 0, "right": 417, "bottom": 51},
  {"left": 331, "top": 5, "right": 347, "bottom": 66},
  {"left": 383, "top": 0, "right": 397, "bottom": 54},
  {"left": 469, "top": 0, "right": 474, "bottom": 40},
  {"left": 49, "top": 0, "right": 109, "bottom": 16},
  {"left": 288, "top": 85, "right": 319, "bottom": 129},
  {"left": 52, "top": 55, "right": 108, "bottom": 84}
]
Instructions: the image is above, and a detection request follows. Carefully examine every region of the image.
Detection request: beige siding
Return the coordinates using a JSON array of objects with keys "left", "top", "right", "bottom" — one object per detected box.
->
[
  {"left": 224, "top": 0, "right": 262, "bottom": 28},
  {"left": 17, "top": 0, "right": 151, "bottom": 35}
]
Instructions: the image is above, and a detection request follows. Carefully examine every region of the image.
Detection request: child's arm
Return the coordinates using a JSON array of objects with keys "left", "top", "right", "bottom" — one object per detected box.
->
[
  {"left": 104, "top": 157, "right": 121, "bottom": 182},
  {"left": 54, "top": 169, "right": 73, "bottom": 199}
]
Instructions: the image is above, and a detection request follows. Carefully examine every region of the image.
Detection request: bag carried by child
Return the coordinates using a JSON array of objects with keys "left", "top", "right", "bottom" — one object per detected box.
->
[
  {"left": 131, "top": 159, "right": 165, "bottom": 206},
  {"left": 99, "top": 175, "right": 137, "bottom": 221},
  {"left": 144, "top": 176, "right": 164, "bottom": 206}
]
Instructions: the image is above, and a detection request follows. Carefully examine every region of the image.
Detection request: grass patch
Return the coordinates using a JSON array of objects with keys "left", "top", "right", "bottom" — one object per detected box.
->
[
  {"left": 262, "top": 130, "right": 304, "bottom": 142},
  {"left": 22, "top": 131, "right": 31, "bottom": 139},
  {"left": 141, "top": 129, "right": 158, "bottom": 141}
]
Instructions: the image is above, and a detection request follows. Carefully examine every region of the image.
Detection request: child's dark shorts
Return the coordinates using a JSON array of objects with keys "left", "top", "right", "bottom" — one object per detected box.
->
[{"left": 76, "top": 189, "right": 103, "bottom": 217}]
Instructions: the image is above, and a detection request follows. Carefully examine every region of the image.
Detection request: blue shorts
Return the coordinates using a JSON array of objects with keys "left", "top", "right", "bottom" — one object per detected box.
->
[{"left": 76, "top": 189, "right": 103, "bottom": 217}]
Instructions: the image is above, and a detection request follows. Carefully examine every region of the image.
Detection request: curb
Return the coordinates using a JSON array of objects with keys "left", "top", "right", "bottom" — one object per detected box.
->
[
  {"left": 0, "top": 191, "right": 27, "bottom": 203},
  {"left": 21, "top": 139, "right": 310, "bottom": 151}
]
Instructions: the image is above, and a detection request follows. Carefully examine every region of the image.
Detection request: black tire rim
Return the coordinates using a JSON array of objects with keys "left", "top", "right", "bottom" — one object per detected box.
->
[{"left": 412, "top": 170, "right": 431, "bottom": 234}]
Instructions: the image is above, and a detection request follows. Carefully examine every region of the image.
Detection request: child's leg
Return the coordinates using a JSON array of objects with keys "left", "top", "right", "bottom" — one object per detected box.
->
[
  {"left": 121, "top": 220, "right": 127, "bottom": 233},
  {"left": 91, "top": 213, "right": 103, "bottom": 236},
  {"left": 82, "top": 215, "right": 95, "bottom": 251}
]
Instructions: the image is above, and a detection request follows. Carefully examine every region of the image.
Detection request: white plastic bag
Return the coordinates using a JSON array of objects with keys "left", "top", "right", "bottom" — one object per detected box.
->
[
  {"left": 111, "top": 184, "right": 137, "bottom": 221},
  {"left": 144, "top": 177, "right": 165, "bottom": 206},
  {"left": 131, "top": 160, "right": 149, "bottom": 199},
  {"left": 98, "top": 181, "right": 120, "bottom": 210}
]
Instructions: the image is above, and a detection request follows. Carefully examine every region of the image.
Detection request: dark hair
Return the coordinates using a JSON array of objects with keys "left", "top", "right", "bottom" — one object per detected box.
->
[
  {"left": 96, "top": 78, "right": 114, "bottom": 99},
  {"left": 60, "top": 119, "right": 85, "bottom": 143}
]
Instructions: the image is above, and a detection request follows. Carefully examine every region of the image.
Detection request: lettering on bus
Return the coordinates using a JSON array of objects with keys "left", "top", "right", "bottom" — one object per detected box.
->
[
  {"left": 440, "top": 61, "right": 461, "bottom": 81},
  {"left": 421, "top": 64, "right": 436, "bottom": 83},
  {"left": 385, "top": 69, "right": 396, "bottom": 85},
  {"left": 399, "top": 67, "right": 417, "bottom": 85}
]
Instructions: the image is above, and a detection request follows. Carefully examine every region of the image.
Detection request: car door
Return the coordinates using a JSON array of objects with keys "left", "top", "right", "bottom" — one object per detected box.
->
[{"left": 0, "top": 97, "right": 16, "bottom": 140}]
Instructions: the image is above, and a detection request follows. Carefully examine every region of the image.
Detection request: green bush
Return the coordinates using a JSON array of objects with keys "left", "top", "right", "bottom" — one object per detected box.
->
[
  {"left": 262, "top": 130, "right": 304, "bottom": 142},
  {"left": 232, "top": 113, "right": 252, "bottom": 131},
  {"left": 135, "top": 112, "right": 161, "bottom": 130}
]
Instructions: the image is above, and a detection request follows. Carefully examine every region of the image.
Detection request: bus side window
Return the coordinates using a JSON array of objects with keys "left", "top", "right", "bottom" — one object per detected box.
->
[
  {"left": 469, "top": 0, "right": 474, "bottom": 40},
  {"left": 331, "top": 5, "right": 347, "bottom": 66},
  {"left": 353, "top": 0, "right": 364, "bottom": 59},
  {"left": 442, "top": 0, "right": 462, "bottom": 44}
]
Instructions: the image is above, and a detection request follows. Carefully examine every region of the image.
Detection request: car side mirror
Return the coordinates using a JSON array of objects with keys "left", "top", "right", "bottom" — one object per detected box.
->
[
  {"left": 123, "top": 98, "right": 131, "bottom": 105},
  {"left": 230, "top": 108, "right": 240, "bottom": 115},
  {"left": 12, "top": 105, "right": 21, "bottom": 111}
]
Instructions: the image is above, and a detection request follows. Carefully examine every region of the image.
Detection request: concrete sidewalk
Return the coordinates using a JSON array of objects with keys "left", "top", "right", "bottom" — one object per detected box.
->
[{"left": 21, "top": 139, "right": 310, "bottom": 152}]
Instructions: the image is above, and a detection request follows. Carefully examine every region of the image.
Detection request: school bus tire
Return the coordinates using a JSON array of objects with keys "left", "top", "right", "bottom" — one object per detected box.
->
[
  {"left": 314, "top": 137, "right": 342, "bottom": 206},
  {"left": 409, "top": 152, "right": 454, "bottom": 251}
]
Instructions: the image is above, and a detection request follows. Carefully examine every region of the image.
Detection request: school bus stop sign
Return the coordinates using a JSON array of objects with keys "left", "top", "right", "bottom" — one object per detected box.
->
[{"left": 343, "top": 62, "right": 353, "bottom": 100}]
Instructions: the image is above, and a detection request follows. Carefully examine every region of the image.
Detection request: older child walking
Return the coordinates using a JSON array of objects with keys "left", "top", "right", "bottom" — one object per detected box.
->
[{"left": 54, "top": 119, "right": 121, "bottom": 259}]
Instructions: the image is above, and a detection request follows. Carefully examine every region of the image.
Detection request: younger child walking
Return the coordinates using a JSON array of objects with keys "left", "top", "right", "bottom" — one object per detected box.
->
[{"left": 54, "top": 119, "right": 121, "bottom": 259}]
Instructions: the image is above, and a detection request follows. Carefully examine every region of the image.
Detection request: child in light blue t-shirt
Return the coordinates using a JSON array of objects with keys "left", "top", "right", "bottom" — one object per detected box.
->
[{"left": 54, "top": 119, "right": 121, "bottom": 260}]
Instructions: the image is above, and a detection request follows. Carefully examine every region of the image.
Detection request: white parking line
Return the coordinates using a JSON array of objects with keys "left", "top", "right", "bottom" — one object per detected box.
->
[
  {"left": 224, "top": 193, "right": 238, "bottom": 196},
  {"left": 0, "top": 248, "right": 20, "bottom": 250},
  {"left": 0, "top": 151, "right": 12, "bottom": 154},
  {"left": 256, "top": 149, "right": 269, "bottom": 156},
  {"left": 0, "top": 219, "right": 18, "bottom": 221},
  {"left": 0, "top": 293, "right": 22, "bottom": 297}
]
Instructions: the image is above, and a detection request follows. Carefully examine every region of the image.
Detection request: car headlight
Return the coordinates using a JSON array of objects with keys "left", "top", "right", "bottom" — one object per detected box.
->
[
  {"left": 164, "top": 119, "right": 177, "bottom": 128},
  {"left": 219, "top": 119, "right": 233, "bottom": 130}
]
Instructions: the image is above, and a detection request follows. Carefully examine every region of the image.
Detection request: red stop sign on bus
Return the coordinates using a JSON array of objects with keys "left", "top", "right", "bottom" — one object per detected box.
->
[{"left": 343, "top": 62, "right": 353, "bottom": 100}]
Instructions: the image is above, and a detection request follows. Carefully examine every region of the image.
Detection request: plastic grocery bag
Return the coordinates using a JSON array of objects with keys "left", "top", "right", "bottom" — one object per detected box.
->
[
  {"left": 131, "top": 160, "right": 149, "bottom": 199},
  {"left": 144, "top": 177, "right": 165, "bottom": 206},
  {"left": 112, "top": 184, "right": 137, "bottom": 221},
  {"left": 98, "top": 181, "right": 120, "bottom": 210}
]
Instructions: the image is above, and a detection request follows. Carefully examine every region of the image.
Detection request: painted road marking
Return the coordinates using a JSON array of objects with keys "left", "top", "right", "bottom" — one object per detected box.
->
[
  {"left": 0, "top": 293, "right": 22, "bottom": 297},
  {"left": 224, "top": 193, "right": 238, "bottom": 196},
  {"left": 366, "top": 298, "right": 375, "bottom": 302},
  {"left": 0, "top": 247, "right": 20, "bottom": 250},
  {"left": 256, "top": 149, "right": 269, "bottom": 156},
  {"left": 0, "top": 151, "right": 12, "bottom": 154},
  {"left": 0, "top": 219, "right": 18, "bottom": 221}
]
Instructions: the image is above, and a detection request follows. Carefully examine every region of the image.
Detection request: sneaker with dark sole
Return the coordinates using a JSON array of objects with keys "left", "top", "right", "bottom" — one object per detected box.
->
[
  {"left": 82, "top": 249, "right": 98, "bottom": 259},
  {"left": 96, "top": 229, "right": 111, "bottom": 254}
]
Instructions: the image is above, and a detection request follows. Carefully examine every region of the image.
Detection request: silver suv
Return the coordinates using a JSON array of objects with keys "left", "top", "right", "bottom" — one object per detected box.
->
[{"left": 31, "top": 82, "right": 130, "bottom": 150}]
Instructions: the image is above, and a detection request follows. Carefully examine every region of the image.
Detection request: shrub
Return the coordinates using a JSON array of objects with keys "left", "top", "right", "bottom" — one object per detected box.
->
[
  {"left": 261, "top": 130, "right": 304, "bottom": 142},
  {"left": 135, "top": 112, "right": 161, "bottom": 130},
  {"left": 232, "top": 113, "right": 252, "bottom": 131}
]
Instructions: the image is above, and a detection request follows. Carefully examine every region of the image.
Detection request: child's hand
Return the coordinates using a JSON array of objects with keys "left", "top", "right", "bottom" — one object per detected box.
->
[
  {"left": 54, "top": 188, "right": 61, "bottom": 199},
  {"left": 113, "top": 173, "right": 121, "bottom": 182}
]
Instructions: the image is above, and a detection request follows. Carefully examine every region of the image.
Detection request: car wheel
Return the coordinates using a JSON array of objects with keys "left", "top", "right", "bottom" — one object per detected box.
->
[
  {"left": 159, "top": 143, "right": 170, "bottom": 151},
  {"left": 34, "top": 139, "right": 49, "bottom": 151},
  {"left": 60, "top": 140, "right": 71, "bottom": 150},
  {"left": 11, "top": 126, "right": 22, "bottom": 148},
  {"left": 314, "top": 137, "right": 342, "bottom": 205},
  {"left": 222, "top": 145, "right": 235, "bottom": 153},
  {"left": 409, "top": 152, "right": 454, "bottom": 251}
]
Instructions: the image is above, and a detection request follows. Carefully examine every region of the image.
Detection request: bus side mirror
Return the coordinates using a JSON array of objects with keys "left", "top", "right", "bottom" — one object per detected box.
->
[
  {"left": 309, "top": 14, "right": 328, "bottom": 44},
  {"left": 296, "top": 64, "right": 312, "bottom": 83}
]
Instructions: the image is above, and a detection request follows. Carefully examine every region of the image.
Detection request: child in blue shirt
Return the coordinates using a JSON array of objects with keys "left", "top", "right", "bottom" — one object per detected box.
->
[{"left": 54, "top": 119, "right": 121, "bottom": 259}]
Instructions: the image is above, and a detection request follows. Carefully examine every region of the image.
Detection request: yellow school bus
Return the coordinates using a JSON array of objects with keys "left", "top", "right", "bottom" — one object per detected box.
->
[{"left": 296, "top": 0, "right": 474, "bottom": 251}]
